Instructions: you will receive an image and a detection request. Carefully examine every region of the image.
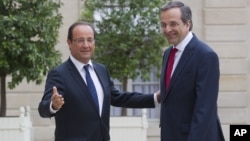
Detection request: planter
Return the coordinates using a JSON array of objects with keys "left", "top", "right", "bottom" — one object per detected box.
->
[
  {"left": 0, "top": 106, "right": 32, "bottom": 141},
  {"left": 110, "top": 109, "right": 148, "bottom": 141}
]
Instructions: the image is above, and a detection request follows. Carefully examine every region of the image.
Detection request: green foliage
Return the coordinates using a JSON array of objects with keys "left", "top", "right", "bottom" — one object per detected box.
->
[
  {"left": 82, "top": 0, "right": 168, "bottom": 83},
  {"left": 0, "top": 0, "right": 63, "bottom": 89}
]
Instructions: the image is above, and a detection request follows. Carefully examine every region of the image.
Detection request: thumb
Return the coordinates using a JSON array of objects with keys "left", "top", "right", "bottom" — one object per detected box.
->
[{"left": 53, "top": 86, "right": 58, "bottom": 95}]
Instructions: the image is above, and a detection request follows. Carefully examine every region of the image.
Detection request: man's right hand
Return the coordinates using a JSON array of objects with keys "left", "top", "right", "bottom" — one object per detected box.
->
[{"left": 51, "top": 86, "right": 65, "bottom": 110}]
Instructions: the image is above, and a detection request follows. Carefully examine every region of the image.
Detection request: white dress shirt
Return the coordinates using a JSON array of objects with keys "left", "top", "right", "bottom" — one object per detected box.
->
[
  {"left": 171, "top": 32, "right": 193, "bottom": 76},
  {"left": 50, "top": 56, "right": 159, "bottom": 114},
  {"left": 50, "top": 56, "right": 104, "bottom": 116},
  {"left": 70, "top": 55, "right": 104, "bottom": 116}
]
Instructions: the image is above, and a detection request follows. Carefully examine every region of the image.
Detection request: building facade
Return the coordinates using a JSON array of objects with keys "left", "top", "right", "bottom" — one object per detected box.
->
[{"left": 6, "top": 0, "right": 250, "bottom": 141}]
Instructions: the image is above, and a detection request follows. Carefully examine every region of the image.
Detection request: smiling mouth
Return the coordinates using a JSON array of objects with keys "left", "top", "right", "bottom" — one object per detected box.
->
[
  {"left": 81, "top": 50, "right": 90, "bottom": 52},
  {"left": 166, "top": 35, "right": 175, "bottom": 40}
]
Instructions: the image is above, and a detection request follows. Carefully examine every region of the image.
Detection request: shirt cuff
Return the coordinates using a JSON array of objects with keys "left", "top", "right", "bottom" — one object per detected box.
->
[
  {"left": 50, "top": 101, "right": 58, "bottom": 114},
  {"left": 154, "top": 93, "right": 160, "bottom": 105}
]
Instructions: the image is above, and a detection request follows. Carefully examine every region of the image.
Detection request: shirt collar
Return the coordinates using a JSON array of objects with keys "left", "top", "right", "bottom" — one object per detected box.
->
[
  {"left": 70, "top": 55, "right": 94, "bottom": 71},
  {"left": 174, "top": 32, "right": 193, "bottom": 51}
]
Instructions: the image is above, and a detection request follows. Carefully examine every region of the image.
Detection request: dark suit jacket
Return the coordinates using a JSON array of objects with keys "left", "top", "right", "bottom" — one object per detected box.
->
[
  {"left": 160, "top": 34, "right": 225, "bottom": 141},
  {"left": 38, "top": 59, "right": 155, "bottom": 141}
]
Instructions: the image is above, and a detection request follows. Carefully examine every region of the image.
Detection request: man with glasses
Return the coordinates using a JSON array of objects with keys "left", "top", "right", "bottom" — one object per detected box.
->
[
  {"left": 159, "top": 1, "right": 225, "bottom": 141},
  {"left": 38, "top": 21, "right": 160, "bottom": 141}
]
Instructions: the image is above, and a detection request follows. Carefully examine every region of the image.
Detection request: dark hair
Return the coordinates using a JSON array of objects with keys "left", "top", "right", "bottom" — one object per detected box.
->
[
  {"left": 160, "top": 1, "right": 193, "bottom": 31},
  {"left": 67, "top": 21, "right": 96, "bottom": 41}
]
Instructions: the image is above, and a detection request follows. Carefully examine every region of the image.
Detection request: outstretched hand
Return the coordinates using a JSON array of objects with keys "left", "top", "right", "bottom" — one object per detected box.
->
[
  {"left": 156, "top": 90, "right": 161, "bottom": 103},
  {"left": 51, "top": 86, "right": 64, "bottom": 110}
]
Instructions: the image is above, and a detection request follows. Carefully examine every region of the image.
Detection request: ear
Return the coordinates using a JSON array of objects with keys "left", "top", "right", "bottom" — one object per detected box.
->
[
  {"left": 186, "top": 20, "right": 191, "bottom": 29},
  {"left": 67, "top": 39, "right": 72, "bottom": 50},
  {"left": 67, "top": 39, "right": 71, "bottom": 45}
]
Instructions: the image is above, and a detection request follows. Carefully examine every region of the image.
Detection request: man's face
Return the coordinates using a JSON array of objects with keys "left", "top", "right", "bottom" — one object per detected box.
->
[
  {"left": 67, "top": 25, "right": 95, "bottom": 64},
  {"left": 160, "top": 8, "right": 190, "bottom": 46}
]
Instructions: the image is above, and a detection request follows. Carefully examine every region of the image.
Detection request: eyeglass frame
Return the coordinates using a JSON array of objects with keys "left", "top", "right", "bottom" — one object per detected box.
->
[{"left": 72, "top": 38, "right": 95, "bottom": 45}]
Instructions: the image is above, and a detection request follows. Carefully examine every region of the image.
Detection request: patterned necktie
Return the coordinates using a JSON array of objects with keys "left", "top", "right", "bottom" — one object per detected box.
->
[
  {"left": 84, "top": 64, "right": 99, "bottom": 111},
  {"left": 165, "top": 48, "right": 178, "bottom": 89}
]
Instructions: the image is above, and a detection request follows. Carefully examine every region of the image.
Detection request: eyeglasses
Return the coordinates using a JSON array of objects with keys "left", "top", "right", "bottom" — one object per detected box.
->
[
  {"left": 72, "top": 38, "right": 95, "bottom": 45},
  {"left": 160, "top": 21, "right": 180, "bottom": 29}
]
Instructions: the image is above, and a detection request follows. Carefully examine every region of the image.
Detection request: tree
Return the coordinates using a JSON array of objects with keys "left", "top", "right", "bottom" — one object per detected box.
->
[
  {"left": 0, "top": 0, "right": 63, "bottom": 116},
  {"left": 82, "top": 0, "right": 168, "bottom": 115}
]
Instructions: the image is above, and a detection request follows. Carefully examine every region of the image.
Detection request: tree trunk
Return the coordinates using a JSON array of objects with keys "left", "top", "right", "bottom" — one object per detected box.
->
[
  {"left": 121, "top": 77, "right": 128, "bottom": 116},
  {"left": 0, "top": 72, "right": 6, "bottom": 117}
]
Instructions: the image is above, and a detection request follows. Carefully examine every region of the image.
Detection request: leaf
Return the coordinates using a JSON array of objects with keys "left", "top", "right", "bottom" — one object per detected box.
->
[
  {"left": 81, "top": 0, "right": 168, "bottom": 83},
  {"left": 0, "top": 0, "right": 63, "bottom": 89}
]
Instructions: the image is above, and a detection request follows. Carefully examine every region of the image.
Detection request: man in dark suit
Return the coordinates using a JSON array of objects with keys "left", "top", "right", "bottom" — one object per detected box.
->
[
  {"left": 38, "top": 21, "right": 159, "bottom": 141},
  {"left": 159, "top": 1, "right": 225, "bottom": 141}
]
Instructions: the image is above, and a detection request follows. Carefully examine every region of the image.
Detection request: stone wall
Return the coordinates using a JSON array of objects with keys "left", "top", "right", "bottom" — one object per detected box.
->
[
  {"left": 6, "top": 0, "right": 250, "bottom": 141},
  {"left": 187, "top": 0, "right": 250, "bottom": 140}
]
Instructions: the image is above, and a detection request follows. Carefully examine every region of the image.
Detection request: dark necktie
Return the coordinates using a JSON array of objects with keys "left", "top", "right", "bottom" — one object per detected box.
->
[
  {"left": 165, "top": 48, "right": 178, "bottom": 89},
  {"left": 84, "top": 64, "right": 99, "bottom": 111}
]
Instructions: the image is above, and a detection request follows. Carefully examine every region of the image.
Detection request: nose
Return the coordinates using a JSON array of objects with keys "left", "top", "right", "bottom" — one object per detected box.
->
[
  {"left": 81, "top": 41, "right": 92, "bottom": 47},
  {"left": 162, "top": 25, "right": 172, "bottom": 33},
  {"left": 82, "top": 40, "right": 88, "bottom": 45}
]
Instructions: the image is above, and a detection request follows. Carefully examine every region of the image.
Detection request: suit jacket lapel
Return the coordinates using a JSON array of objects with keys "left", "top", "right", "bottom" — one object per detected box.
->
[
  {"left": 92, "top": 63, "right": 107, "bottom": 117},
  {"left": 169, "top": 44, "right": 194, "bottom": 89},
  {"left": 67, "top": 59, "right": 87, "bottom": 88},
  {"left": 67, "top": 59, "right": 100, "bottom": 114},
  {"left": 92, "top": 63, "right": 106, "bottom": 98},
  {"left": 164, "top": 36, "right": 197, "bottom": 100},
  {"left": 161, "top": 47, "right": 172, "bottom": 101}
]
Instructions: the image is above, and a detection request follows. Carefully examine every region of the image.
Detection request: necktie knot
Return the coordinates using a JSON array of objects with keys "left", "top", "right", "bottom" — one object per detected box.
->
[
  {"left": 172, "top": 48, "right": 178, "bottom": 54},
  {"left": 84, "top": 64, "right": 90, "bottom": 73}
]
